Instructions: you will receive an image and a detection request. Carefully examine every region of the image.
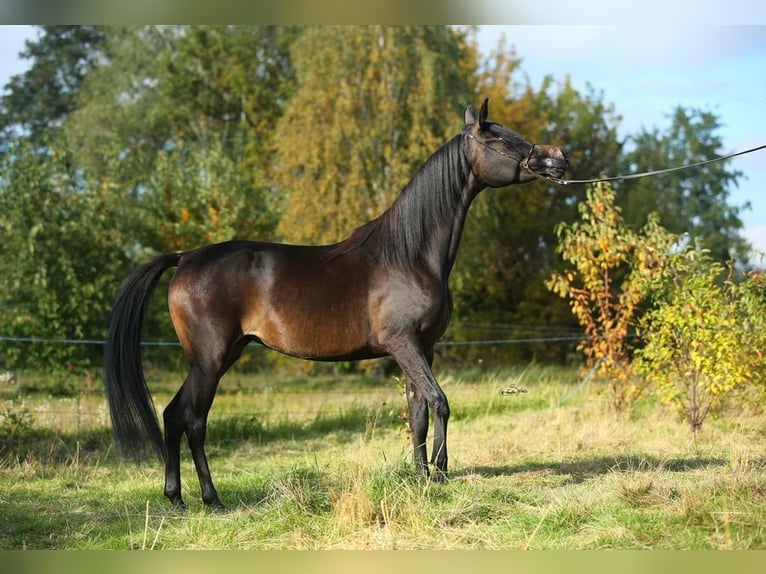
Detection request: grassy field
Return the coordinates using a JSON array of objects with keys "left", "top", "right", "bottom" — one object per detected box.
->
[{"left": 1, "top": 364, "right": 765, "bottom": 549}]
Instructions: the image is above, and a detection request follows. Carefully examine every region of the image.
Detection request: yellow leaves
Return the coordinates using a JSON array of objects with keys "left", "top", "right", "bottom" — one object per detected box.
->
[
  {"left": 274, "top": 26, "right": 473, "bottom": 245},
  {"left": 177, "top": 204, "right": 221, "bottom": 236},
  {"left": 208, "top": 206, "right": 220, "bottom": 227},
  {"left": 633, "top": 246, "right": 763, "bottom": 435},
  {"left": 547, "top": 181, "right": 678, "bottom": 410}
]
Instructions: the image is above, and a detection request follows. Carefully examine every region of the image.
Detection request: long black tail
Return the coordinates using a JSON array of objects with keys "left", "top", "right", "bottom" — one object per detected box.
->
[{"left": 104, "top": 252, "right": 181, "bottom": 462}]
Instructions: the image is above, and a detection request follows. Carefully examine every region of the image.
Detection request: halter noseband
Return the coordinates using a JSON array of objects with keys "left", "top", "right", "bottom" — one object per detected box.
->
[{"left": 462, "top": 129, "right": 566, "bottom": 184}]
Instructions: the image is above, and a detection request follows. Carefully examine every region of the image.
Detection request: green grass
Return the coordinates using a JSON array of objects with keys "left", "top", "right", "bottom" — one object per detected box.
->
[{"left": 1, "top": 365, "right": 765, "bottom": 549}]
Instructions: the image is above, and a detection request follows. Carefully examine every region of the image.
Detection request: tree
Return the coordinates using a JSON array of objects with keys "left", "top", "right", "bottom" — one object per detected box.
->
[
  {"left": 0, "top": 134, "right": 133, "bottom": 373},
  {"left": 0, "top": 26, "right": 106, "bottom": 142},
  {"left": 65, "top": 26, "right": 296, "bottom": 253},
  {"left": 452, "top": 57, "right": 625, "bottom": 360},
  {"left": 619, "top": 106, "right": 747, "bottom": 263},
  {"left": 0, "top": 25, "right": 754, "bottom": 377},
  {"left": 737, "top": 266, "right": 766, "bottom": 394},
  {"left": 58, "top": 26, "right": 301, "bottom": 356},
  {"left": 155, "top": 25, "right": 299, "bottom": 201},
  {"left": 634, "top": 244, "right": 757, "bottom": 436},
  {"left": 146, "top": 135, "right": 267, "bottom": 252},
  {"left": 273, "top": 26, "right": 476, "bottom": 245},
  {"left": 0, "top": 26, "right": 300, "bottom": 372}
]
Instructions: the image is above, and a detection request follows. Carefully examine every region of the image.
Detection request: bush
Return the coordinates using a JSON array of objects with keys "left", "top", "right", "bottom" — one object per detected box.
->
[
  {"left": 547, "top": 181, "right": 678, "bottom": 411},
  {"left": 634, "top": 244, "right": 761, "bottom": 436},
  {"left": 0, "top": 400, "right": 33, "bottom": 439}
]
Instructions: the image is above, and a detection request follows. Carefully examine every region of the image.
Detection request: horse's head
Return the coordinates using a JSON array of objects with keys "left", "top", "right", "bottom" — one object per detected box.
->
[{"left": 463, "top": 98, "right": 568, "bottom": 187}]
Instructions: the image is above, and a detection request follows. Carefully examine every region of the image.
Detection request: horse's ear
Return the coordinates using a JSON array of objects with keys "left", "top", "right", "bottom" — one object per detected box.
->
[
  {"left": 479, "top": 98, "right": 489, "bottom": 126},
  {"left": 464, "top": 104, "right": 476, "bottom": 127}
]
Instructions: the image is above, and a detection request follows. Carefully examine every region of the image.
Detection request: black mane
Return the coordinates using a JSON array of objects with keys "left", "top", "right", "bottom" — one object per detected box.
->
[{"left": 325, "top": 134, "right": 470, "bottom": 268}]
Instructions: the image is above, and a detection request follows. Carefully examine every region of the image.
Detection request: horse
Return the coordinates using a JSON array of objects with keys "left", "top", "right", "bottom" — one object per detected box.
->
[{"left": 103, "top": 98, "right": 568, "bottom": 509}]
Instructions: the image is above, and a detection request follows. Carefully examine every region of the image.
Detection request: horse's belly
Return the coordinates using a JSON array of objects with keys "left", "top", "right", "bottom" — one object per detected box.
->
[{"left": 244, "top": 307, "right": 377, "bottom": 361}]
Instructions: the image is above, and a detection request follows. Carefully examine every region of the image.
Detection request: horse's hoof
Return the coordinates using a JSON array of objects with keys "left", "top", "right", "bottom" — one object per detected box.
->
[
  {"left": 429, "top": 469, "right": 448, "bottom": 483},
  {"left": 206, "top": 499, "right": 228, "bottom": 512}
]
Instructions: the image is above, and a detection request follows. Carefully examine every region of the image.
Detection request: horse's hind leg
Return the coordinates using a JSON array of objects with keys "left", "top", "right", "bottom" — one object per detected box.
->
[
  {"left": 163, "top": 365, "right": 225, "bottom": 510},
  {"left": 186, "top": 366, "right": 225, "bottom": 509},
  {"left": 163, "top": 387, "right": 187, "bottom": 509}
]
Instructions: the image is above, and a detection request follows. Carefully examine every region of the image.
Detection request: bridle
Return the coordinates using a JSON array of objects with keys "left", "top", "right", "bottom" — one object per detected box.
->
[{"left": 463, "top": 129, "right": 766, "bottom": 186}]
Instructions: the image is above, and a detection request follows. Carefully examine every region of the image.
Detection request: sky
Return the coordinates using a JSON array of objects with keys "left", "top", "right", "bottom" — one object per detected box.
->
[{"left": 1, "top": 24, "right": 765, "bottom": 257}]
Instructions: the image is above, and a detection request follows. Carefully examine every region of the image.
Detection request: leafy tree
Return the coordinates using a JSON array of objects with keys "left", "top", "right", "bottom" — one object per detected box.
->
[
  {"left": 618, "top": 106, "right": 747, "bottom": 262},
  {"left": 547, "top": 181, "right": 678, "bottom": 410},
  {"left": 0, "top": 25, "right": 106, "bottom": 142},
  {"left": 154, "top": 25, "right": 299, "bottom": 204},
  {"left": 453, "top": 61, "right": 625, "bottom": 359},
  {"left": 66, "top": 26, "right": 295, "bottom": 252},
  {"left": 273, "top": 25, "right": 476, "bottom": 245},
  {"left": 145, "top": 135, "right": 271, "bottom": 252},
  {"left": 0, "top": 134, "right": 132, "bottom": 373},
  {"left": 59, "top": 26, "right": 300, "bottom": 357},
  {"left": 150, "top": 26, "right": 298, "bottom": 249},
  {"left": 0, "top": 26, "right": 299, "bottom": 372},
  {"left": 0, "top": 25, "right": 754, "bottom": 378},
  {"left": 634, "top": 244, "right": 757, "bottom": 436},
  {"left": 453, "top": 36, "right": 746, "bottom": 364},
  {"left": 737, "top": 266, "right": 766, "bottom": 394}
]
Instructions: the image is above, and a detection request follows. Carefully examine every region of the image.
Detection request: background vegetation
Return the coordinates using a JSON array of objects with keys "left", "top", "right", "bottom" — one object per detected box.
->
[{"left": 0, "top": 25, "right": 754, "bottom": 374}]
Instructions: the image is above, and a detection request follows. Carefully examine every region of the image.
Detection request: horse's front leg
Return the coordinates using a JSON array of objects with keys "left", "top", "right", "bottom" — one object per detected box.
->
[
  {"left": 405, "top": 376, "right": 429, "bottom": 477},
  {"left": 389, "top": 342, "right": 449, "bottom": 480}
]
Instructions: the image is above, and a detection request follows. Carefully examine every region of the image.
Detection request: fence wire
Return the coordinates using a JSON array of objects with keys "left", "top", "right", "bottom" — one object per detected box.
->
[{"left": 1, "top": 329, "right": 590, "bottom": 434}]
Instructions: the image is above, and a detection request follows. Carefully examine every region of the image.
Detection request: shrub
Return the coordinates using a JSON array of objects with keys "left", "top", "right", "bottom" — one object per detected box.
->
[
  {"left": 736, "top": 266, "right": 766, "bottom": 393},
  {"left": 634, "top": 244, "right": 759, "bottom": 436},
  {"left": 0, "top": 400, "right": 33, "bottom": 439},
  {"left": 547, "top": 181, "right": 678, "bottom": 411}
]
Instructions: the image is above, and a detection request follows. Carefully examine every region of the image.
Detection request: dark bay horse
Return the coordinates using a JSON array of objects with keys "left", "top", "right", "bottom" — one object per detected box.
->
[{"left": 103, "top": 98, "right": 568, "bottom": 509}]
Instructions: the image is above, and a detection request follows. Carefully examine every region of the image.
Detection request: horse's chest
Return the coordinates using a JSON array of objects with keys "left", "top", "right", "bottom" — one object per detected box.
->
[
  {"left": 374, "top": 279, "right": 452, "bottom": 340},
  {"left": 421, "top": 288, "right": 453, "bottom": 340}
]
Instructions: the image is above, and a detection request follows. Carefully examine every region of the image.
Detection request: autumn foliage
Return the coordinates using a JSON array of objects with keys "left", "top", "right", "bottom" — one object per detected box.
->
[{"left": 547, "top": 182, "right": 678, "bottom": 411}]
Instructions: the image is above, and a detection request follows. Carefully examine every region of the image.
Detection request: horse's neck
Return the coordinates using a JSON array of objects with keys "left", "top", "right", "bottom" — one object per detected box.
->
[
  {"left": 390, "top": 176, "right": 481, "bottom": 280},
  {"left": 382, "top": 142, "right": 482, "bottom": 279},
  {"left": 436, "top": 176, "right": 484, "bottom": 279},
  {"left": 331, "top": 137, "right": 483, "bottom": 275}
]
